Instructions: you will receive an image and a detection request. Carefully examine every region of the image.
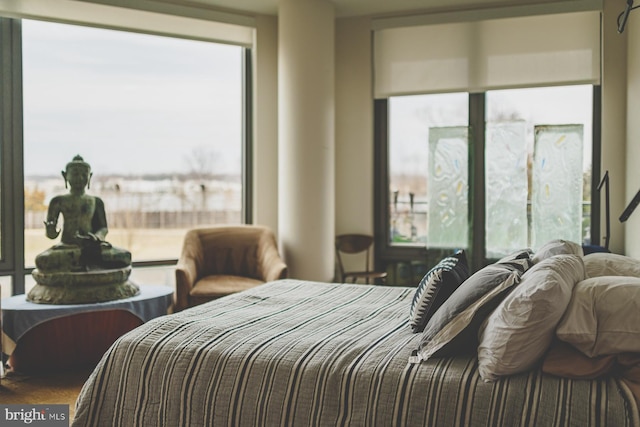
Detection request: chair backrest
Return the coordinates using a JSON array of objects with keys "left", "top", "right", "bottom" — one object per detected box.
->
[
  {"left": 190, "top": 225, "right": 278, "bottom": 279},
  {"left": 335, "top": 234, "right": 374, "bottom": 280},
  {"left": 336, "top": 234, "right": 374, "bottom": 254}
]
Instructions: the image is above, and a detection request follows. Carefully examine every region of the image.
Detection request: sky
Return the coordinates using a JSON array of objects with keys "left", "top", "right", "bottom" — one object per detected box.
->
[
  {"left": 389, "top": 85, "right": 594, "bottom": 178},
  {"left": 21, "top": 19, "right": 243, "bottom": 178},
  {"left": 21, "top": 19, "right": 594, "bottom": 182}
]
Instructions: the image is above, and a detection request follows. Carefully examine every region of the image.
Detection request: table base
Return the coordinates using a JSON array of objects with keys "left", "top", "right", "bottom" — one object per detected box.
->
[{"left": 8, "top": 309, "right": 143, "bottom": 373}]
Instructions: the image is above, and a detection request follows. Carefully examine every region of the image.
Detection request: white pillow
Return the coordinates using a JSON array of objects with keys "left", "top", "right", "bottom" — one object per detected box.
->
[
  {"left": 583, "top": 252, "right": 640, "bottom": 278},
  {"left": 532, "top": 239, "right": 583, "bottom": 264},
  {"left": 477, "top": 254, "right": 585, "bottom": 382},
  {"left": 556, "top": 276, "right": 640, "bottom": 357}
]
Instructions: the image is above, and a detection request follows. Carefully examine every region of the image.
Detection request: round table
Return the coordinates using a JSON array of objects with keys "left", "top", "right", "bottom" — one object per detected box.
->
[{"left": 1, "top": 285, "right": 173, "bottom": 373}]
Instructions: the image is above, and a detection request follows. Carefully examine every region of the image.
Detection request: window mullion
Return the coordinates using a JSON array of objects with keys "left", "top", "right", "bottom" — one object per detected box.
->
[
  {"left": 591, "top": 86, "right": 603, "bottom": 248},
  {"left": 469, "top": 93, "right": 486, "bottom": 271},
  {"left": 0, "top": 18, "right": 25, "bottom": 294},
  {"left": 243, "top": 47, "right": 253, "bottom": 225}
]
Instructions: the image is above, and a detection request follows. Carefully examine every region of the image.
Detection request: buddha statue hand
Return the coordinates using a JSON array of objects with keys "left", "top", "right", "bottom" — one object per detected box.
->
[
  {"left": 44, "top": 220, "right": 60, "bottom": 240},
  {"left": 75, "top": 231, "right": 101, "bottom": 244},
  {"left": 75, "top": 232, "right": 113, "bottom": 248}
]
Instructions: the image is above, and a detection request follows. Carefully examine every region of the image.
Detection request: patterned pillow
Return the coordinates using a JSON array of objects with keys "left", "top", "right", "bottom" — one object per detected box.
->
[
  {"left": 410, "top": 257, "right": 532, "bottom": 363},
  {"left": 409, "top": 250, "right": 469, "bottom": 333}
]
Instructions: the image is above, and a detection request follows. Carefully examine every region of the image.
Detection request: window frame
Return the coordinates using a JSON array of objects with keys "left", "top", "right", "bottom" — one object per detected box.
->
[
  {"left": 0, "top": 18, "right": 253, "bottom": 295},
  {"left": 374, "top": 86, "right": 602, "bottom": 273}
]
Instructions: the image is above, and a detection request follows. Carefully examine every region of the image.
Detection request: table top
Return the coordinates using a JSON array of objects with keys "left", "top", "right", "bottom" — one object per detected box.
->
[
  {"left": 2, "top": 284, "right": 173, "bottom": 312},
  {"left": 2, "top": 285, "right": 174, "bottom": 348}
]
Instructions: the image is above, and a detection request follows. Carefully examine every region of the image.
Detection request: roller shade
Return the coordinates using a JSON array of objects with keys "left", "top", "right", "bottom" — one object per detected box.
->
[
  {"left": 0, "top": 0, "right": 254, "bottom": 47},
  {"left": 374, "top": 10, "right": 601, "bottom": 98}
]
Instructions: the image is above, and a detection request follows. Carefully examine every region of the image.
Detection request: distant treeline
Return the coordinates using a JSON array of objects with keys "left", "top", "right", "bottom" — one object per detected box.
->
[{"left": 25, "top": 209, "right": 241, "bottom": 229}]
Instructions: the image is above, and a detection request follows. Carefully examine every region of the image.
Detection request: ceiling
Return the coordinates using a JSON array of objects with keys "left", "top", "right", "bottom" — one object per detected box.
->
[{"left": 179, "top": 0, "right": 559, "bottom": 18}]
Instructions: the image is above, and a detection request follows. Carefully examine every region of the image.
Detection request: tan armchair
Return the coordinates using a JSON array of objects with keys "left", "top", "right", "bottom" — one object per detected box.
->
[{"left": 174, "top": 225, "right": 287, "bottom": 311}]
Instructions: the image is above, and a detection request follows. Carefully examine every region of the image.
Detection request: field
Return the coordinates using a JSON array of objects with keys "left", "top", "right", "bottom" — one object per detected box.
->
[{"left": 24, "top": 228, "right": 188, "bottom": 266}]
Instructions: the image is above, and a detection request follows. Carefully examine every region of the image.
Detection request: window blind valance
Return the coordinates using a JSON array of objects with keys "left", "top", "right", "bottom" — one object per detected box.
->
[{"left": 373, "top": 10, "right": 601, "bottom": 98}]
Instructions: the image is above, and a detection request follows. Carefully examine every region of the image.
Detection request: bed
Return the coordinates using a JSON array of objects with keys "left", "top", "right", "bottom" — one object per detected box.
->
[{"left": 72, "top": 272, "right": 640, "bottom": 426}]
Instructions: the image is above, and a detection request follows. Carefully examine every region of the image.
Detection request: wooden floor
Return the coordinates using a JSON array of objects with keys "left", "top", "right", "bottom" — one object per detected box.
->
[{"left": 0, "top": 367, "right": 91, "bottom": 425}]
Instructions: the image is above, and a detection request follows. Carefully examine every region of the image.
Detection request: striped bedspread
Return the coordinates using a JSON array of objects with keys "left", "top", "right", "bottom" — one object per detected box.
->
[{"left": 72, "top": 279, "right": 639, "bottom": 427}]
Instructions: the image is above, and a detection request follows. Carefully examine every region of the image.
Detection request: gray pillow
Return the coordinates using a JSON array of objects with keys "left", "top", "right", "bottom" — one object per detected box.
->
[
  {"left": 477, "top": 254, "right": 585, "bottom": 381},
  {"left": 411, "top": 258, "right": 531, "bottom": 362},
  {"left": 409, "top": 250, "right": 469, "bottom": 333},
  {"left": 497, "top": 248, "right": 533, "bottom": 263}
]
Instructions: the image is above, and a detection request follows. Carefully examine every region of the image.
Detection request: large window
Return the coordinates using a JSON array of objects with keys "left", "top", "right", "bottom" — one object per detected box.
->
[
  {"left": 388, "top": 93, "right": 468, "bottom": 246},
  {"left": 0, "top": 18, "right": 251, "bottom": 297},
  {"left": 378, "top": 85, "right": 600, "bottom": 274},
  {"left": 485, "top": 86, "right": 594, "bottom": 258},
  {"left": 374, "top": 7, "right": 601, "bottom": 278}
]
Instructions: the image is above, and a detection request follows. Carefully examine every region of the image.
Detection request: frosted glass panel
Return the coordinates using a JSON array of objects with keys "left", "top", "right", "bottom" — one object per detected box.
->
[
  {"left": 427, "top": 126, "right": 468, "bottom": 248},
  {"left": 531, "top": 124, "right": 583, "bottom": 249},
  {"left": 485, "top": 122, "right": 528, "bottom": 258}
]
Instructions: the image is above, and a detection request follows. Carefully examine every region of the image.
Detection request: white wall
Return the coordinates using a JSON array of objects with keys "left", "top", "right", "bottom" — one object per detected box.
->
[
  {"left": 252, "top": 15, "right": 279, "bottom": 234},
  {"left": 601, "top": 0, "right": 628, "bottom": 255},
  {"left": 335, "top": 16, "right": 374, "bottom": 236},
  {"left": 333, "top": 16, "right": 375, "bottom": 279},
  {"left": 625, "top": 1, "right": 640, "bottom": 257}
]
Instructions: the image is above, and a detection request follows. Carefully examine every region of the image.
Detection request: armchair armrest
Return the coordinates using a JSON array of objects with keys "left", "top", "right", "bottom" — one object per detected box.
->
[
  {"left": 260, "top": 245, "right": 288, "bottom": 282},
  {"left": 263, "top": 259, "right": 288, "bottom": 282}
]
